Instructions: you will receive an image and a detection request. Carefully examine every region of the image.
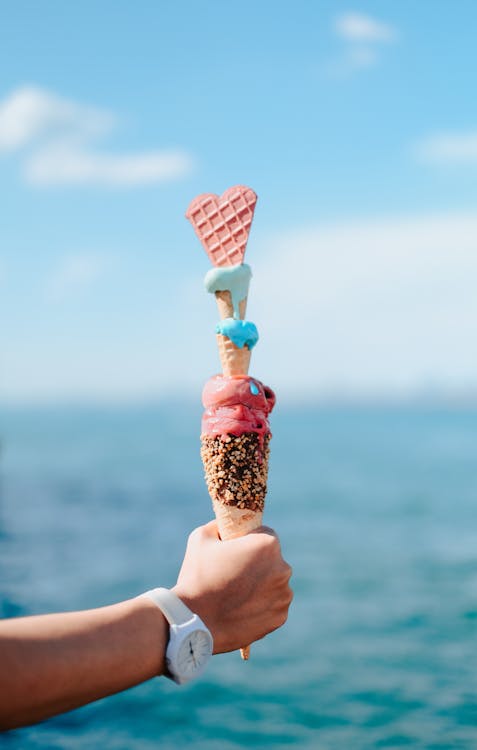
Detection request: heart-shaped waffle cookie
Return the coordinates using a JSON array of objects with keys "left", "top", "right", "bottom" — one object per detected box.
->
[{"left": 186, "top": 185, "right": 257, "bottom": 266}]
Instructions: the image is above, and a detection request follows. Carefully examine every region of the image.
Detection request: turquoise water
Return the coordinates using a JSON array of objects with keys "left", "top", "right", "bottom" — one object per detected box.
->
[{"left": 1, "top": 404, "right": 477, "bottom": 748}]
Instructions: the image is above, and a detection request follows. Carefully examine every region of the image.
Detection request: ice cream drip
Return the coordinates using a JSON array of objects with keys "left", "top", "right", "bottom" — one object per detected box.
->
[
  {"left": 215, "top": 319, "right": 259, "bottom": 350},
  {"left": 204, "top": 262, "right": 259, "bottom": 351},
  {"left": 204, "top": 263, "right": 252, "bottom": 319}
]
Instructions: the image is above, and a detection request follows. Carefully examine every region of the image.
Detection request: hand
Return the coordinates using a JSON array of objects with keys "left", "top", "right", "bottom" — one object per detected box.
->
[{"left": 172, "top": 521, "right": 293, "bottom": 654}]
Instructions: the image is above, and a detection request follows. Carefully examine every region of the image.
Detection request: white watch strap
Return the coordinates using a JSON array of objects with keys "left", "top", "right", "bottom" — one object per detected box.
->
[{"left": 140, "top": 588, "right": 193, "bottom": 626}]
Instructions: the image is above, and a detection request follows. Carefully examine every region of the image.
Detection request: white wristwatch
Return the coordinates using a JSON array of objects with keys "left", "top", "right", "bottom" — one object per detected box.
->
[{"left": 140, "top": 588, "right": 213, "bottom": 685}]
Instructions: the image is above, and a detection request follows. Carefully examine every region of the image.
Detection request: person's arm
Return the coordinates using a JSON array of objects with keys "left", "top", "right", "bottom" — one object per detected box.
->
[
  {"left": 0, "top": 597, "right": 168, "bottom": 730},
  {"left": 0, "top": 521, "right": 292, "bottom": 730}
]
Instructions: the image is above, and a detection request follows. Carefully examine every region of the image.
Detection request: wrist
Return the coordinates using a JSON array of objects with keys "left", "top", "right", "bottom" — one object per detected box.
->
[
  {"left": 129, "top": 596, "right": 169, "bottom": 677},
  {"left": 170, "top": 586, "right": 215, "bottom": 643},
  {"left": 140, "top": 588, "right": 213, "bottom": 684}
]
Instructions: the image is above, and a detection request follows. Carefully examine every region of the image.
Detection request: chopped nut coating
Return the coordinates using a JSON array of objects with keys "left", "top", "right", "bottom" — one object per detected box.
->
[{"left": 200, "top": 432, "right": 271, "bottom": 512}]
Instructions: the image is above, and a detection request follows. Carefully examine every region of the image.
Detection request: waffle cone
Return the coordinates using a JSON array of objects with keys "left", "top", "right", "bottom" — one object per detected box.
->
[
  {"left": 212, "top": 501, "right": 263, "bottom": 541},
  {"left": 215, "top": 290, "right": 247, "bottom": 320},
  {"left": 213, "top": 500, "right": 262, "bottom": 660},
  {"left": 216, "top": 334, "right": 251, "bottom": 376},
  {"left": 212, "top": 500, "right": 263, "bottom": 661},
  {"left": 208, "top": 436, "right": 268, "bottom": 662}
]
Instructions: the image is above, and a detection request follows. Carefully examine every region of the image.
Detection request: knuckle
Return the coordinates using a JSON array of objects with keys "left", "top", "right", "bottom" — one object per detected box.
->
[
  {"left": 252, "top": 531, "right": 279, "bottom": 557},
  {"left": 187, "top": 529, "right": 197, "bottom": 544},
  {"left": 187, "top": 526, "right": 202, "bottom": 545},
  {"left": 282, "top": 562, "right": 293, "bottom": 582},
  {"left": 262, "top": 531, "right": 279, "bottom": 549},
  {"left": 273, "top": 607, "right": 289, "bottom": 630},
  {"left": 278, "top": 584, "right": 293, "bottom": 609},
  {"left": 286, "top": 585, "right": 294, "bottom": 606},
  {"left": 259, "top": 525, "right": 277, "bottom": 538},
  {"left": 274, "top": 563, "right": 292, "bottom": 588},
  {"left": 279, "top": 609, "right": 289, "bottom": 627},
  {"left": 272, "top": 589, "right": 293, "bottom": 624}
]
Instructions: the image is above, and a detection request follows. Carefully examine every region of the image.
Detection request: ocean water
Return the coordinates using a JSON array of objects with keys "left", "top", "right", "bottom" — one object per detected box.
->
[{"left": 1, "top": 403, "right": 477, "bottom": 749}]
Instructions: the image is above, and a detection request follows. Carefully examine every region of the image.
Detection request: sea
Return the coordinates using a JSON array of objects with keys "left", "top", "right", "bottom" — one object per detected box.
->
[{"left": 0, "top": 402, "right": 476, "bottom": 749}]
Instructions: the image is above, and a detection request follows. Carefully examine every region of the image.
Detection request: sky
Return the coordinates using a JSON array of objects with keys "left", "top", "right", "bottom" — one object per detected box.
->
[{"left": 1, "top": 0, "right": 476, "bottom": 404}]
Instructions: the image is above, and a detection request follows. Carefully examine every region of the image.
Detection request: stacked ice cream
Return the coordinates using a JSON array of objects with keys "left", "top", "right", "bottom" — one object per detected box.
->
[{"left": 186, "top": 185, "right": 275, "bottom": 543}]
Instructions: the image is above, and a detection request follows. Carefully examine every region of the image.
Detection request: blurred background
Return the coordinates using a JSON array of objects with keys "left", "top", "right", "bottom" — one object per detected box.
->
[{"left": 1, "top": 1, "right": 477, "bottom": 748}]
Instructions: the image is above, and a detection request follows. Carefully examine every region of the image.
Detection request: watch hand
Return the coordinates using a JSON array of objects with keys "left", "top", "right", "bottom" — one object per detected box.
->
[{"left": 189, "top": 641, "right": 197, "bottom": 666}]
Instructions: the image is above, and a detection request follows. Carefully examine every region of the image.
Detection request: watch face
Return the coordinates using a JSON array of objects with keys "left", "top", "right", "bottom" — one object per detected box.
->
[{"left": 176, "top": 629, "right": 213, "bottom": 678}]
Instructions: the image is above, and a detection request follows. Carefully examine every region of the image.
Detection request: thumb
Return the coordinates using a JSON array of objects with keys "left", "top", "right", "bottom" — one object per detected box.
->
[
  {"left": 201, "top": 520, "right": 221, "bottom": 539},
  {"left": 189, "top": 520, "right": 220, "bottom": 545}
]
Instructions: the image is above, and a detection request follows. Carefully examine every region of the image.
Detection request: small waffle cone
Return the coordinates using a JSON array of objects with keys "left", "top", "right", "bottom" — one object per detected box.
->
[
  {"left": 216, "top": 334, "right": 251, "bottom": 376},
  {"left": 214, "top": 290, "right": 250, "bottom": 376},
  {"left": 215, "top": 290, "right": 247, "bottom": 320}
]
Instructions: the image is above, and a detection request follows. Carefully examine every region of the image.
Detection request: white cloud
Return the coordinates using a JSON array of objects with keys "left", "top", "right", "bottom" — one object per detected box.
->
[
  {"left": 249, "top": 211, "right": 477, "bottom": 398},
  {"left": 415, "top": 131, "right": 477, "bottom": 164},
  {"left": 45, "top": 253, "right": 108, "bottom": 301},
  {"left": 0, "top": 86, "right": 112, "bottom": 152},
  {"left": 326, "top": 12, "right": 396, "bottom": 77},
  {"left": 26, "top": 144, "right": 193, "bottom": 186},
  {"left": 0, "top": 85, "right": 194, "bottom": 187},
  {"left": 335, "top": 12, "right": 396, "bottom": 43}
]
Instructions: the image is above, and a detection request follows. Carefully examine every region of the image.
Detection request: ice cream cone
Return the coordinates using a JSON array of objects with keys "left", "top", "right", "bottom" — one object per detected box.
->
[
  {"left": 216, "top": 334, "right": 251, "bottom": 376},
  {"left": 212, "top": 500, "right": 262, "bottom": 658},
  {"left": 214, "top": 289, "right": 247, "bottom": 320},
  {"left": 212, "top": 501, "right": 263, "bottom": 541},
  {"left": 214, "top": 500, "right": 262, "bottom": 660},
  {"left": 188, "top": 186, "right": 275, "bottom": 662},
  {"left": 201, "top": 430, "right": 271, "bottom": 660},
  {"left": 201, "top": 433, "right": 271, "bottom": 514}
]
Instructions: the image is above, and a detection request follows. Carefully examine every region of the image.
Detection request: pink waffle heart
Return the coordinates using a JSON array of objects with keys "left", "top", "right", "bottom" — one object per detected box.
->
[{"left": 186, "top": 185, "right": 257, "bottom": 267}]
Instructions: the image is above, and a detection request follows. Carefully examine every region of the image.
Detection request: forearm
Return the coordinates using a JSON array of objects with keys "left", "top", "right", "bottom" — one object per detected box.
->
[{"left": 0, "top": 597, "right": 168, "bottom": 730}]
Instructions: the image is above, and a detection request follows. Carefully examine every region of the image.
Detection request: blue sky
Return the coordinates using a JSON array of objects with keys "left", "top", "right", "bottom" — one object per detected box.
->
[{"left": 1, "top": 1, "right": 476, "bottom": 403}]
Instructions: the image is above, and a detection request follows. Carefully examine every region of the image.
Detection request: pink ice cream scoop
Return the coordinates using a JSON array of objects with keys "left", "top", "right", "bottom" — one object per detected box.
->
[{"left": 201, "top": 375, "right": 276, "bottom": 442}]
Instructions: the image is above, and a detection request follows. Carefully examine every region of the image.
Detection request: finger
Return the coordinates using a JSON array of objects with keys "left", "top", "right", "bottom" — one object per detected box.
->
[
  {"left": 283, "top": 562, "right": 293, "bottom": 582},
  {"left": 191, "top": 520, "right": 220, "bottom": 543},
  {"left": 246, "top": 525, "right": 278, "bottom": 539}
]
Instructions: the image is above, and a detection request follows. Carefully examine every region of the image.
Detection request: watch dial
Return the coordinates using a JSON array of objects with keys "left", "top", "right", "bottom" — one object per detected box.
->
[{"left": 177, "top": 630, "right": 213, "bottom": 676}]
